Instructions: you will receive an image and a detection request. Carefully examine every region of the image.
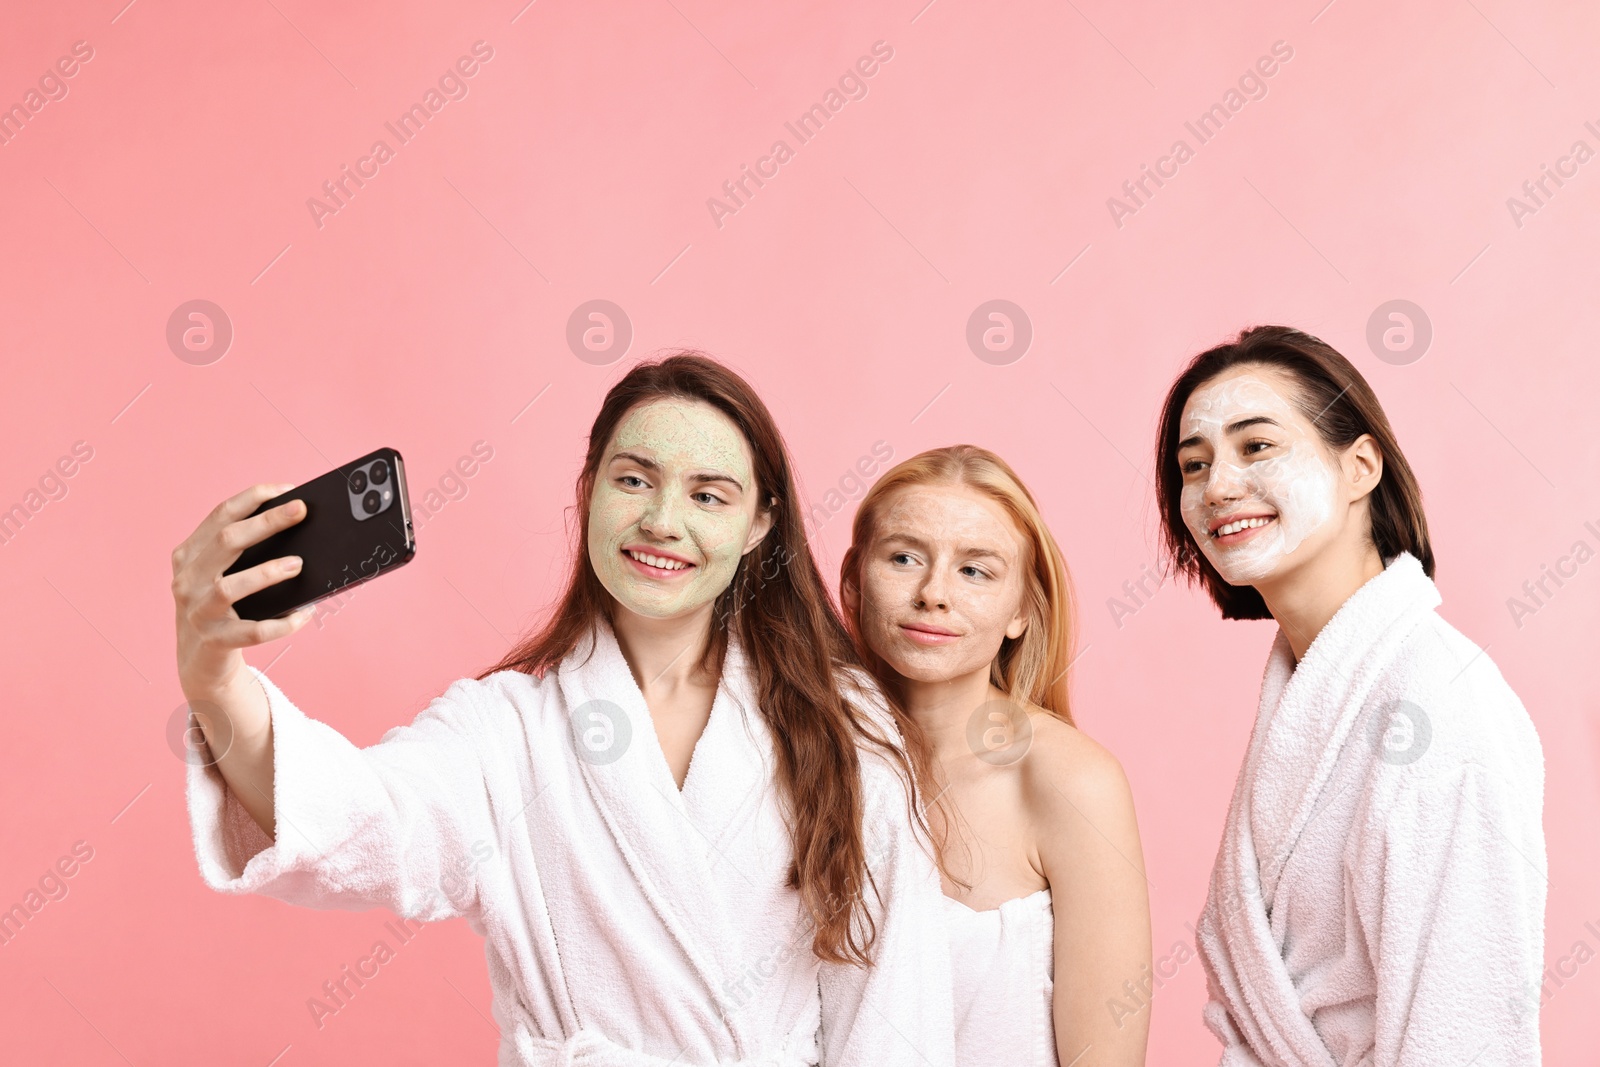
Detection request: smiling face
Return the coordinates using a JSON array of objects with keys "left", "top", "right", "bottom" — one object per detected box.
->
[
  {"left": 586, "top": 397, "right": 772, "bottom": 622},
  {"left": 1175, "top": 366, "right": 1344, "bottom": 585},
  {"left": 854, "top": 482, "right": 1030, "bottom": 686}
]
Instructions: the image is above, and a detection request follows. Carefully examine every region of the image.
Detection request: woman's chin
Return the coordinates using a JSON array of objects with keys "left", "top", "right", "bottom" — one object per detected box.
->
[
  {"left": 1212, "top": 562, "right": 1273, "bottom": 586},
  {"left": 1203, "top": 542, "right": 1289, "bottom": 587},
  {"left": 613, "top": 597, "right": 703, "bottom": 622},
  {"left": 876, "top": 646, "right": 982, "bottom": 686},
  {"left": 602, "top": 579, "right": 713, "bottom": 623}
]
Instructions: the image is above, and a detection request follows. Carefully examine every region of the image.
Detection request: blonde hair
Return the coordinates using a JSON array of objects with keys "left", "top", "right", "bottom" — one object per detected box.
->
[{"left": 839, "top": 444, "right": 1077, "bottom": 725}]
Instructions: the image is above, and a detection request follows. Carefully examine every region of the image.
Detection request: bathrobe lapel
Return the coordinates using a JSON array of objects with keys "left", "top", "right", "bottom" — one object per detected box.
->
[
  {"left": 1198, "top": 552, "right": 1443, "bottom": 1065},
  {"left": 1246, "top": 553, "right": 1441, "bottom": 904},
  {"left": 555, "top": 621, "right": 771, "bottom": 1041}
]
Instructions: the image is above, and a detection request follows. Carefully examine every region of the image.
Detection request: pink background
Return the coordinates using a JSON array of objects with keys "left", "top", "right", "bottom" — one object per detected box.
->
[{"left": 2, "top": 0, "right": 1596, "bottom": 1062}]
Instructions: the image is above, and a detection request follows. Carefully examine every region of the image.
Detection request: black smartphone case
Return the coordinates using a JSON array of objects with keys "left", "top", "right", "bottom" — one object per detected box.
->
[{"left": 225, "top": 446, "right": 417, "bottom": 621}]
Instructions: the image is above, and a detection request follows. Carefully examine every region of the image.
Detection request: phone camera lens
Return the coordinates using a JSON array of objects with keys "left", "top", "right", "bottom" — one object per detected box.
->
[
  {"left": 363, "top": 489, "right": 382, "bottom": 514},
  {"left": 349, "top": 469, "right": 368, "bottom": 494},
  {"left": 369, "top": 460, "right": 389, "bottom": 485}
]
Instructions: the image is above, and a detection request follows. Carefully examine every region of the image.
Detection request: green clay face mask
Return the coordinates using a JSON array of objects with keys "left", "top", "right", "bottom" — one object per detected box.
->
[{"left": 586, "top": 398, "right": 768, "bottom": 621}]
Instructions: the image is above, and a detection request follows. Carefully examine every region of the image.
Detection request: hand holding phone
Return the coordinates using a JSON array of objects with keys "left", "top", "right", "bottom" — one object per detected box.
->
[
  {"left": 224, "top": 448, "right": 415, "bottom": 622},
  {"left": 171, "top": 448, "right": 416, "bottom": 701},
  {"left": 171, "top": 482, "right": 315, "bottom": 708}
]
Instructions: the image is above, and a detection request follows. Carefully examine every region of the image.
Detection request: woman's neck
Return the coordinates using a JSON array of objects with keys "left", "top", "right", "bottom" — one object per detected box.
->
[
  {"left": 901, "top": 666, "right": 1000, "bottom": 760},
  {"left": 1258, "top": 538, "right": 1386, "bottom": 662},
  {"left": 611, "top": 603, "right": 716, "bottom": 694}
]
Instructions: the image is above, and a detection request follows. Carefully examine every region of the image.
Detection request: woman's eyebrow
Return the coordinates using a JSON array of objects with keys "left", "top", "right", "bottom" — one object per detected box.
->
[
  {"left": 880, "top": 531, "right": 929, "bottom": 550},
  {"left": 688, "top": 470, "right": 745, "bottom": 492},
  {"left": 1178, "top": 414, "right": 1283, "bottom": 450},
  {"left": 611, "top": 452, "right": 745, "bottom": 492},
  {"left": 879, "top": 533, "right": 1006, "bottom": 564},
  {"left": 610, "top": 450, "right": 660, "bottom": 473},
  {"left": 1226, "top": 415, "right": 1282, "bottom": 435}
]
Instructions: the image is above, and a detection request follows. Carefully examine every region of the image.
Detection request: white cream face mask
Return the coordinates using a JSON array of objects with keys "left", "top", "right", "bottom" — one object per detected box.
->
[{"left": 1177, "top": 371, "right": 1340, "bottom": 584}]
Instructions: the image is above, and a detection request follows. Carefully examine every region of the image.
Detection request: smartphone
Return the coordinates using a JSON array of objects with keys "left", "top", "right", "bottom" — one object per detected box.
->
[{"left": 225, "top": 446, "right": 417, "bottom": 621}]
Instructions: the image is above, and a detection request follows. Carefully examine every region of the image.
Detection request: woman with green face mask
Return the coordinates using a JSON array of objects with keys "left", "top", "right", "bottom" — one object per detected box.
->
[{"left": 173, "top": 353, "right": 954, "bottom": 1067}]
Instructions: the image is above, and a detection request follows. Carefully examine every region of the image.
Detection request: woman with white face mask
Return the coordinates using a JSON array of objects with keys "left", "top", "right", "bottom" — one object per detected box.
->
[
  {"left": 1155, "top": 326, "right": 1546, "bottom": 1066},
  {"left": 172, "top": 353, "right": 954, "bottom": 1067},
  {"left": 839, "top": 445, "right": 1152, "bottom": 1067}
]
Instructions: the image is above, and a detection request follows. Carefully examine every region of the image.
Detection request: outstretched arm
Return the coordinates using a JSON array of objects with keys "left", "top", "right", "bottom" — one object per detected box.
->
[
  {"left": 174, "top": 481, "right": 498, "bottom": 921},
  {"left": 187, "top": 666, "right": 499, "bottom": 921},
  {"left": 172, "top": 481, "right": 317, "bottom": 836}
]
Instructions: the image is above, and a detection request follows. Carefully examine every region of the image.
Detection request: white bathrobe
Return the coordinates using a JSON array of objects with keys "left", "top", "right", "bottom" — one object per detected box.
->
[
  {"left": 1195, "top": 552, "right": 1546, "bottom": 1067},
  {"left": 187, "top": 621, "right": 954, "bottom": 1067}
]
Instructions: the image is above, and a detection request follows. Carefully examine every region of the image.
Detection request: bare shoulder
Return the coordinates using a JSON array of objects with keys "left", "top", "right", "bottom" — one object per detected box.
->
[{"left": 1018, "top": 708, "right": 1137, "bottom": 829}]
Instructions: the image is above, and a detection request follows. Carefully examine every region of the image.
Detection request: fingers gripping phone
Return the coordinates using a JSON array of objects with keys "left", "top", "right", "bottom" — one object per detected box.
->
[{"left": 225, "top": 447, "right": 417, "bottom": 621}]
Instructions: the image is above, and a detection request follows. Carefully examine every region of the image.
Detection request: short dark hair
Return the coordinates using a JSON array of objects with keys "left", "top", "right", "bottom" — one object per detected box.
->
[{"left": 1153, "top": 325, "right": 1434, "bottom": 620}]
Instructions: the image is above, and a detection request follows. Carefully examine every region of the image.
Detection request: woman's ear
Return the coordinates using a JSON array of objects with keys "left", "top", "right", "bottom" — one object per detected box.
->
[
  {"left": 1005, "top": 603, "right": 1029, "bottom": 641},
  {"left": 841, "top": 571, "right": 859, "bottom": 619},
  {"left": 742, "top": 500, "right": 776, "bottom": 555},
  {"left": 1342, "top": 434, "right": 1384, "bottom": 503}
]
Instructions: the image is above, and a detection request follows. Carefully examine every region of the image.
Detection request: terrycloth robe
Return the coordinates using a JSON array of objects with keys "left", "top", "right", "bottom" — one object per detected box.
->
[
  {"left": 187, "top": 621, "right": 955, "bottom": 1067},
  {"left": 1195, "top": 552, "right": 1546, "bottom": 1066}
]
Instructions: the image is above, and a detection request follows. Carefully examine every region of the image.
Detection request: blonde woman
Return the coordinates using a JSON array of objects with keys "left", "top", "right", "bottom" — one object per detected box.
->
[{"left": 840, "top": 445, "right": 1151, "bottom": 1066}]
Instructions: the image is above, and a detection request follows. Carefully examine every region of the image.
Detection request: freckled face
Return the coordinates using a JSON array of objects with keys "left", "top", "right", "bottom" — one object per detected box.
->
[
  {"left": 1175, "top": 367, "right": 1342, "bottom": 585},
  {"left": 855, "top": 483, "right": 1030, "bottom": 685},
  {"left": 587, "top": 398, "right": 772, "bottom": 621}
]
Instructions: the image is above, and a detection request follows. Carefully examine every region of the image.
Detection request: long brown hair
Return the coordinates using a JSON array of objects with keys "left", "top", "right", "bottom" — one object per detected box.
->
[
  {"left": 838, "top": 445, "right": 1079, "bottom": 882},
  {"left": 477, "top": 351, "right": 895, "bottom": 966},
  {"left": 1153, "top": 324, "right": 1434, "bottom": 619}
]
